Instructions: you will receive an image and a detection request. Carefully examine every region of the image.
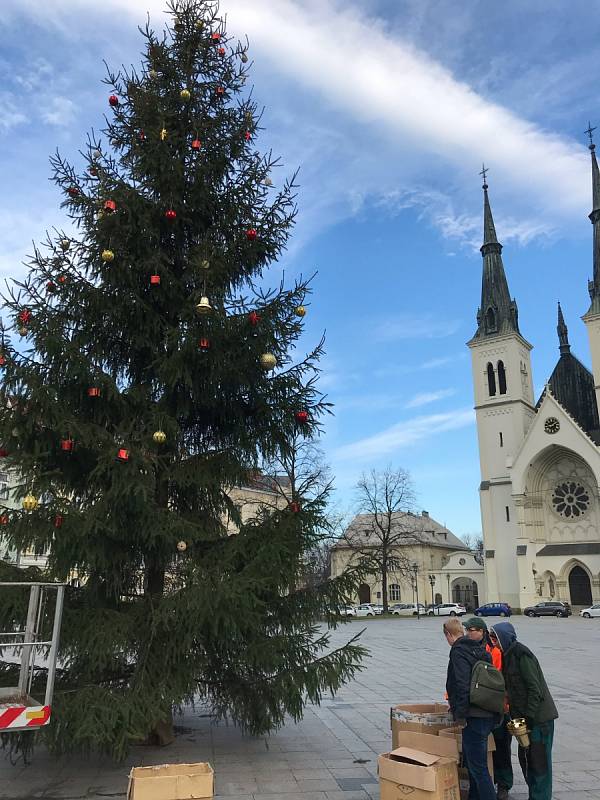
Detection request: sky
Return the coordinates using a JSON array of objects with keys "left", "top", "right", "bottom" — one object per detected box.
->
[{"left": 1, "top": 0, "right": 599, "bottom": 539}]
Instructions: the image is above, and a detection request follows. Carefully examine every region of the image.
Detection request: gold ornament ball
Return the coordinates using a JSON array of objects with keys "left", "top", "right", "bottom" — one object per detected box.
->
[
  {"left": 177, "top": 540, "right": 187, "bottom": 552},
  {"left": 22, "top": 494, "right": 39, "bottom": 512},
  {"left": 200, "top": 259, "right": 210, "bottom": 270},
  {"left": 260, "top": 353, "right": 277, "bottom": 370},
  {"left": 149, "top": 69, "right": 158, "bottom": 79},
  {"left": 295, "top": 305, "right": 306, "bottom": 317},
  {"left": 160, "top": 128, "right": 168, "bottom": 141},
  {"left": 195, "top": 19, "right": 204, "bottom": 31},
  {"left": 18, "top": 326, "right": 28, "bottom": 336},
  {"left": 102, "top": 249, "right": 115, "bottom": 262},
  {"left": 60, "top": 239, "right": 71, "bottom": 252},
  {"left": 180, "top": 88, "right": 191, "bottom": 101},
  {"left": 153, "top": 430, "right": 167, "bottom": 444}
]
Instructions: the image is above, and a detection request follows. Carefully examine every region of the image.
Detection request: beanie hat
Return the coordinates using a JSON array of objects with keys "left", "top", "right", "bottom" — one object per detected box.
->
[{"left": 464, "top": 617, "right": 488, "bottom": 631}]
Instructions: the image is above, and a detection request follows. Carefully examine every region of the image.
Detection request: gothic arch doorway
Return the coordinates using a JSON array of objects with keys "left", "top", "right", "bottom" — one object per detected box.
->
[
  {"left": 569, "top": 566, "right": 592, "bottom": 605},
  {"left": 358, "top": 583, "right": 371, "bottom": 604},
  {"left": 451, "top": 578, "right": 479, "bottom": 610}
]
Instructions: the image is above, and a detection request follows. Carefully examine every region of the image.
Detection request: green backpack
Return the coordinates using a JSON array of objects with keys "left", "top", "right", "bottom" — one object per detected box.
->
[{"left": 470, "top": 660, "right": 505, "bottom": 713}]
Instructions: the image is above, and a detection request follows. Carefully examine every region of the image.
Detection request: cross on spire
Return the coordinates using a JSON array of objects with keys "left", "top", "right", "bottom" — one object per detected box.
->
[
  {"left": 586, "top": 121, "right": 596, "bottom": 151},
  {"left": 479, "top": 163, "right": 489, "bottom": 189}
]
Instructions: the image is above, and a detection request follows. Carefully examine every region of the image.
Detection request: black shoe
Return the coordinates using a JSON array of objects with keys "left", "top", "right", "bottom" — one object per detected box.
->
[{"left": 496, "top": 788, "right": 509, "bottom": 800}]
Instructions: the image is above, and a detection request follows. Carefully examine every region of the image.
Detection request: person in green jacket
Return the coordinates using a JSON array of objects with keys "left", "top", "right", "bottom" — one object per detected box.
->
[{"left": 490, "top": 623, "right": 558, "bottom": 800}]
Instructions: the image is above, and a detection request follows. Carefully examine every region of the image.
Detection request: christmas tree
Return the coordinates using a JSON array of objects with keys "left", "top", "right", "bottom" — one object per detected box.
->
[{"left": 0, "top": 0, "right": 366, "bottom": 758}]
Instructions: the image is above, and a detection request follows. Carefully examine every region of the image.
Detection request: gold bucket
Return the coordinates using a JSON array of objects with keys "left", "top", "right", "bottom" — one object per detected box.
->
[{"left": 507, "top": 717, "right": 530, "bottom": 748}]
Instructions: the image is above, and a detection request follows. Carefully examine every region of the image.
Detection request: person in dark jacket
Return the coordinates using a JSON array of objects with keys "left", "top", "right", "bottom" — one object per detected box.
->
[
  {"left": 465, "top": 618, "right": 513, "bottom": 800},
  {"left": 444, "top": 617, "right": 497, "bottom": 800},
  {"left": 490, "top": 623, "right": 558, "bottom": 800}
]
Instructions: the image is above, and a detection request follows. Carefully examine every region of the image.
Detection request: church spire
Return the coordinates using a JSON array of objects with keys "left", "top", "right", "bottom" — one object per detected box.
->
[
  {"left": 557, "top": 302, "right": 571, "bottom": 355},
  {"left": 586, "top": 123, "right": 600, "bottom": 314},
  {"left": 474, "top": 166, "right": 520, "bottom": 339}
]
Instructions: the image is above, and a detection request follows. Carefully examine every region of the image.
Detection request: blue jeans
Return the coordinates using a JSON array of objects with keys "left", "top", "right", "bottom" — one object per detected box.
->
[{"left": 462, "top": 716, "right": 497, "bottom": 800}]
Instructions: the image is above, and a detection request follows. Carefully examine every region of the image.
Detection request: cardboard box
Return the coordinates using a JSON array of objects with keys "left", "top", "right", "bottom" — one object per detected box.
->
[
  {"left": 379, "top": 747, "right": 460, "bottom": 800},
  {"left": 390, "top": 703, "right": 455, "bottom": 748},
  {"left": 127, "top": 763, "right": 214, "bottom": 800},
  {"left": 439, "top": 727, "right": 495, "bottom": 781}
]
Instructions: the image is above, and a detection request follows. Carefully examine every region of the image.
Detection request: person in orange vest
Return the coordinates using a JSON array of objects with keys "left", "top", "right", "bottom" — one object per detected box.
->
[{"left": 464, "top": 618, "right": 513, "bottom": 800}]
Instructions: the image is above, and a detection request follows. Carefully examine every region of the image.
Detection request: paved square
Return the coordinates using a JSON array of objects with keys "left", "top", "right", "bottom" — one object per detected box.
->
[{"left": 2, "top": 615, "right": 599, "bottom": 799}]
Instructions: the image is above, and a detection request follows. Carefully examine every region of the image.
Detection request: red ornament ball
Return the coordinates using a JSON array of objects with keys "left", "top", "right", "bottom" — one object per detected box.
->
[
  {"left": 218, "top": 47, "right": 225, "bottom": 56},
  {"left": 246, "top": 228, "right": 257, "bottom": 241},
  {"left": 87, "top": 387, "right": 101, "bottom": 398},
  {"left": 89, "top": 166, "right": 98, "bottom": 177},
  {"left": 67, "top": 186, "right": 79, "bottom": 198},
  {"left": 289, "top": 501, "right": 301, "bottom": 513},
  {"left": 199, "top": 337, "right": 211, "bottom": 352},
  {"left": 54, "top": 514, "right": 64, "bottom": 529},
  {"left": 165, "top": 209, "right": 177, "bottom": 221},
  {"left": 248, "top": 311, "right": 261, "bottom": 326},
  {"left": 109, "top": 94, "right": 119, "bottom": 107},
  {"left": 295, "top": 410, "right": 309, "bottom": 424},
  {"left": 47, "top": 281, "right": 56, "bottom": 293},
  {"left": 18, "top": 309, "right": 32, "bottom": 324},
  {"left": 104, "top": 199, "right": 117, "bottom": 213},
  {"left": 139, "top": 129, "right": 146, "bottom": 141},
  {"left": 191, "top": 138, "right": 202, "bottom": 151},
  {"left": 211, "top": 32, "right": 221, "bottom": 42},
  {"left": 0, "top": 355, "right": 6, "bottom": 367},
  {"left": 244, "top": 130, "right": 252, "bottom": 141},
  {"left": 0, "top": 515, "right": 8, "bottom": 525},
  {"left": 60, "top": 438, "right": 74, "bottom": 452},
  {"left": 117, "top": 448, "right": 129, "bottom": 462},
  {"left": 216, "top": 86, "right": 225, "bottom": 96},
  {"left": 58, "top": 275, "right": 67, "bottom": 284},
  {"left": 150, "top": 274, "right": 161, "bottom": 285}
]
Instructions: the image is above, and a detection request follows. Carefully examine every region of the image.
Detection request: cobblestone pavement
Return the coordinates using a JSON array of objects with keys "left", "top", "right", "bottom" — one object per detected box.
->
[{"left": 2, "top": 615, "right": 599, "bottom": 799}]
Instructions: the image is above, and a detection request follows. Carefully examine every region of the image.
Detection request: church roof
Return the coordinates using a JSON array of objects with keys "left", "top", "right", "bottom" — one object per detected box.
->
[
  {"left": 471, "top": 174, "right": 520, "bottom": 340},
  {"left": 537, "top": 304, "right": 600, "bottom": 440},
  {"left": 334, "top": 511, "right": 468, "bottom": 551}
]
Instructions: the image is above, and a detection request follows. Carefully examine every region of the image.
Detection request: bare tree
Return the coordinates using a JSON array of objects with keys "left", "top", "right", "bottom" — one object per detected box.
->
[
  {"left": 348, "top": 466, "right": 424, "bottom": 612},
  {"left": 461, "top": 533, "right": 485, "bottom": 565}
]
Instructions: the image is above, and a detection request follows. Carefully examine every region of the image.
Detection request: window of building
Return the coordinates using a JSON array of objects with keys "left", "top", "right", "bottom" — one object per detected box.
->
[
  {"left": 485, "top": 307, "right": 496, "bottom": 333},
  {"left": 497, "top": 360, "right": 507, "bottom": 394},
  {"left": 390, "top": 584, "right": 401, "bottom": 602},
  {"left": 505, "top": 506, "right": 510, "bottom": 522},
  {"left": 487, "top": 363, "right": 496, "bottom": 396},
  {"left": 499, "top": 432, "right": 503, "bottom": 447}
]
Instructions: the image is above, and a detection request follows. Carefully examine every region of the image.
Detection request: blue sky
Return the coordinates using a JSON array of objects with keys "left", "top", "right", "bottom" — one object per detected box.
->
[{"left": 1, "top": 0, "right": 599, "bottom": 539}]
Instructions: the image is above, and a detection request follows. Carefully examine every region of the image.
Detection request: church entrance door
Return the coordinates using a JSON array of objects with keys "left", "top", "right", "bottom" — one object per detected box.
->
[
  {"left": 358, "top": 583, "right": 371, "bottom": 604},
  {"left": 569, "top": 566, "right": 592, "bottom": 605}
]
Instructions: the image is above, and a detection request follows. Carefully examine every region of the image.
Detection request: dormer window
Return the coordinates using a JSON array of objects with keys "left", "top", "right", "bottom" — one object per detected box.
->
[{"left": 485, "top": 307, "right": 497, "bottom": 333}]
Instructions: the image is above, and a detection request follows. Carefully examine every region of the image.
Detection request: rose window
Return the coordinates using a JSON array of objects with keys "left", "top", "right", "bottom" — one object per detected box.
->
[{"left": 551, "top": 482, "right": 590, "bottom": 518}]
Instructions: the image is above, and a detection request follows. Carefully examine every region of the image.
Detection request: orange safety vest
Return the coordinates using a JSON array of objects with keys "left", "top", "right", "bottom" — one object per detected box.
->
[{"left": 486, "top": 643, "right": 509, "bottom": 711}]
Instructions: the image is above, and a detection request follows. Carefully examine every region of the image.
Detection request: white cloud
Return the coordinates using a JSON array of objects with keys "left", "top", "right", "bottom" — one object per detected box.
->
[
  {"left": 333, "top": 408, "right": 475, "bottom": 462},
  {"left": 0, "top": 92, "right": 28, "bottom": 133},
  {"left": 374, "top": 313, "right": 461, "bottom": 342},
  {"left": 405, "top": 389, "right": 456, "bottom": 409},
  {"left": 421, "top": 353, "right": 468, "bottom": 370},
  {"left": 40, "top": 96, "right": 77, "bottom": 127}
]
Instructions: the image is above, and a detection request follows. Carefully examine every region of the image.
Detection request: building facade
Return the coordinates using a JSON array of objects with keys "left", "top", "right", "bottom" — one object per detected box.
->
[
  {"left": 331, "top": 511, "right": 485, "bottom": 609},
  {"left": 469, "top": 146, "right": 600, "bottom": 609}
]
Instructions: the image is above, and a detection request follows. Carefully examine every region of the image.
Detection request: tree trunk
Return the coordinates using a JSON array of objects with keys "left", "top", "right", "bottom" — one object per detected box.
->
[{"left": 382, "top": 551, "right": 388, "bottom": 613}]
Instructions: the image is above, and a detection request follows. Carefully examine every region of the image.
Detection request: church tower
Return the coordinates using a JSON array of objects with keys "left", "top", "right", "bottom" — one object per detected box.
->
[
  {"left": 467, "top": 172, "right": 535, "bottom": 606},
  {"left": 582, "top": 129, "right": 600, "bottom": 412}
]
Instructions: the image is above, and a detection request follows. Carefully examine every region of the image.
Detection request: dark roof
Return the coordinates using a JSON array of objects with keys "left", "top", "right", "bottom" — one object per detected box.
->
[
  {"left": 537, "top": 543, "right": 600, "bottom": 556},
  {"left": 471, "top": 182, "right": 520, "bottom": 341},
  {"left": 335, "top": 511, "right": 468, "bottom": 551},
  {"left": 537, "top": 305, "right": 600, "bottom": 440}
]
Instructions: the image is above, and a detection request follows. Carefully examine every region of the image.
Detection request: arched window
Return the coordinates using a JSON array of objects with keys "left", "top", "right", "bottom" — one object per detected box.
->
[
  {"left": 390, "top": 584, "right": 401, "bottom": 602},
  {"left": 487, "top": 362, "right": 496, "bottom": 396},
  {"left": 497, "top": 360, "right": 507, "bottom": 394},
  {"left": 548, "top": 577, "right": 555, "bottom": 598},
  {"left": 485, "top": 307, "right": 496, "bottom": 333}
]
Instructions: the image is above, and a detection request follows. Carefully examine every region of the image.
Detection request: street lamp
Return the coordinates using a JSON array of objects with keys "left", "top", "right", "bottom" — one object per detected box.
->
[
  {"left": 428, "top": 574, "right": 436, "bottom": 608},
  {"left": 412, "top": 562, "right": 420, "bottom": 620}
]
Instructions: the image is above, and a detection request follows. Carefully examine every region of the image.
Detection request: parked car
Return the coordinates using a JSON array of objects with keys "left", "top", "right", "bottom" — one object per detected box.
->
[
  {"left": 342, "top": 606, "right": 357, "bottom": 617},
  {"left": 523, "top": 601, "right": 571, "bottom": 617},
  {"left": 475, "top": 602, "right": 512, "bottom": 617},
  {"left": 354, "top": 604, "right": 377, "bottom": 617},
  {"left": 427, "top": 603, "right": 467, "bottom": 617},
  {"left": 391, "top": 603, "right": 427, "bottom": 616},
  {"left": 580, "top": 603, "right": 600, "bottom": 618},
  {"left": 371, "top": 604, "right": 385, "bottom": 615}
]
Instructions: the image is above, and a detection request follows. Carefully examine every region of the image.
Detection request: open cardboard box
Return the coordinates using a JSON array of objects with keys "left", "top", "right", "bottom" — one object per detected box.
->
[
  {"left": 390, "top": 703, "right": 455, "bottom": 748},
  {"left": 127, "top": 762, "right": 214, "bottom": 800},
  {"left": 439, "top": 726, "right": 495, "bottom": 781},
  {"left": 379, "top": 747, "right": 460, "bottom": 800}
]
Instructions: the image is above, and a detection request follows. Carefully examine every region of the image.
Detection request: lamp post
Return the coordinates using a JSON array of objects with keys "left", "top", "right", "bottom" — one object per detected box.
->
[
  {"left": 428, "top": 574, "right": 436, "bottom": 608},
  {"left": 412, "top": 562, "right": 420, "bottom": 620}
]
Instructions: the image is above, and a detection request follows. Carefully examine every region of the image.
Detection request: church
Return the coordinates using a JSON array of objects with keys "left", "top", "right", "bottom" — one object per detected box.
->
[{"left": 468, "top": 142, "right": 600, "bottom": 611}]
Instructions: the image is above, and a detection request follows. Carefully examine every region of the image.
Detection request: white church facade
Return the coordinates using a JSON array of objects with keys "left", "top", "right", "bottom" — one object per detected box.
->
[{"left": 468, "top": 148, "right": 600, "bottom": 610}]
